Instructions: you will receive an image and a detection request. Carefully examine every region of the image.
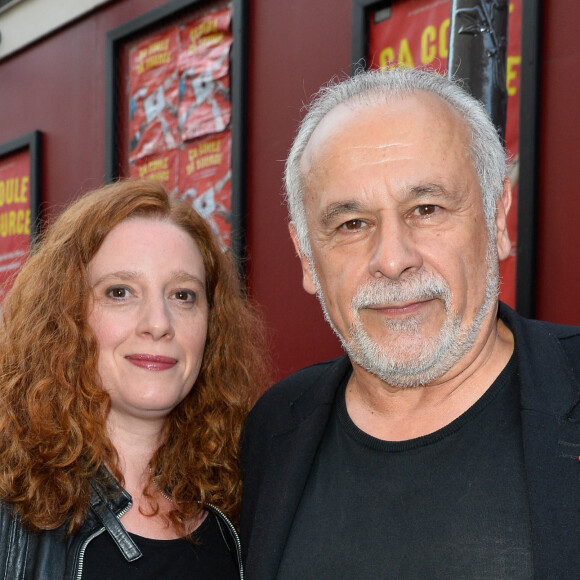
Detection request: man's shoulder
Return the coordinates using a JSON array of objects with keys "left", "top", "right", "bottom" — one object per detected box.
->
[
  {"left": 269, "top": 355, "right": 350, "bottom": 398},
  {"left": 526, "top": 317, "right": 580, "bottom": 365},
  {"left": 499, "top": 303, "right": 580, "bottom": 408},
  {"left": 245, "top": 355, "right": 350, "bottom": 429},
  {"left": 520, "top": 313, "right": 580, "bottom": 339},
  {"left": 500, "top": 302, "right": 580, "bottom": 348}
]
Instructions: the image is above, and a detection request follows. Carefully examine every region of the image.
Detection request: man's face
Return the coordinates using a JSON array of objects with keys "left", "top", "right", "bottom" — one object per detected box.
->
[{"left": 291, "top": 92, "right": 511, "bottom": 387}]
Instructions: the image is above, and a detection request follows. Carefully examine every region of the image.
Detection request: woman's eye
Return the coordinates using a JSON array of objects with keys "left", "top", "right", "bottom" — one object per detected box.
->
[
  {"left": 107, "top": 286, "right": 130, "bottom": 299},
  {"left": 174, "top": 290, "right": 196, "bottom": 302}
]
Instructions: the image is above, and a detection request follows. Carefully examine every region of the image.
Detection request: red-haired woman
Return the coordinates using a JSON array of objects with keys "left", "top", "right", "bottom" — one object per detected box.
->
[{"left": 0, "top": 181, "right": 268, "bottom": 579}]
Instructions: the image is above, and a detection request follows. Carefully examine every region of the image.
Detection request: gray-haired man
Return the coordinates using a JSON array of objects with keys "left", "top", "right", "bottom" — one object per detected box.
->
[{"left": 241, "top": 68, "right": 580, "bottom": 579}]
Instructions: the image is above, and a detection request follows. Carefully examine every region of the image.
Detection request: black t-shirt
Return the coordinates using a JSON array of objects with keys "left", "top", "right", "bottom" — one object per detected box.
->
[
  {"left": 82, "top": 510, "right": 239, "bottom": 579},
  {"left": 278, "top": 353, "right": 534, "bottom": 579}
]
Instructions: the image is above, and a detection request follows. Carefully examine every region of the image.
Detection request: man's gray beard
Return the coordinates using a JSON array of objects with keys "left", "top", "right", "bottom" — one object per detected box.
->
[{"left": 311, "top": 243, "right": 500, "bottom": 388}]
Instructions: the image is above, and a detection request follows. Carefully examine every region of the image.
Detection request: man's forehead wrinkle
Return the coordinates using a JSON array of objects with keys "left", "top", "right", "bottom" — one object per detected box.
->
[
  {"left": 348, "top": 141, "right": 414, "bottom": 164},
  {"left": 351, "top": 142, "right": 411, "bottom": 151}
]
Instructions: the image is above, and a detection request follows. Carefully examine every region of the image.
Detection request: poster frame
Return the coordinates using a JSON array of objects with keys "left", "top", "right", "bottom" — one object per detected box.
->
[
  {"left": 351, "top": 0, "right": 542, "bottom": 318},
  {"left": 105, "top": 0, "right": 248, "bottom": 265},
  {"left": 0, "top": 130, "right": 42, "bottom": 244}
]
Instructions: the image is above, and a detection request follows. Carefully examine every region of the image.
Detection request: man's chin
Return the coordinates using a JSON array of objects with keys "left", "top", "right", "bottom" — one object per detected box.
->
[
  {"left": 349, "top": 324, "right": 441, "bottom": 353},
  {"left": 344, "top": 315, "right": 464, "bottom": 387}
]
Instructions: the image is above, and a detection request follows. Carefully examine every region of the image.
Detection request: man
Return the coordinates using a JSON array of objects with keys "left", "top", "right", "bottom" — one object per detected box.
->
[{"left": 240, "top": 68, "right": 580, "bottom": 579}]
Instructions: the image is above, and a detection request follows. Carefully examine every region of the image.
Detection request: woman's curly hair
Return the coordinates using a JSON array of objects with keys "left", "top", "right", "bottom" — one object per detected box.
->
[{"left": 0, "top": 180, "right": 269, "bottom": 534}]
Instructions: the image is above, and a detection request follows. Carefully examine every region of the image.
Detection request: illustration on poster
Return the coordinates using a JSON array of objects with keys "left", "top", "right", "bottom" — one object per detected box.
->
[
  {"left": 178, "top": 49, "right": 229, "bottom": 135},
  {"left": 181, "top": 169, "right": 231, "bottom": 244},
  {"left": 130, "top": 71, "right": 179, "bottom": 155}
]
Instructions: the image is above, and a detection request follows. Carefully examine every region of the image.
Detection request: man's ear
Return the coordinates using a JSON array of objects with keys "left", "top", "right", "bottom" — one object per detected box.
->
[
  {"left": 289, "top": 222, "right": 317, "bottom": 296},
  {"left": 495, "top": 178, "right": 513, "bottom": 262}
]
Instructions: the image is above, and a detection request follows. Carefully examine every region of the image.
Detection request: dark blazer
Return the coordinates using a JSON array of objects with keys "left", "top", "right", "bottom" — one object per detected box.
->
[{"left": 241, "top": 303, "right": 580, "bottom": 579}]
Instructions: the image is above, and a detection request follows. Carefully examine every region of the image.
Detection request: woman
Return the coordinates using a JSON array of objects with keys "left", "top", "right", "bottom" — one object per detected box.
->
[{"left": 0, "top": 180, "right": 268, "bottom": 578}]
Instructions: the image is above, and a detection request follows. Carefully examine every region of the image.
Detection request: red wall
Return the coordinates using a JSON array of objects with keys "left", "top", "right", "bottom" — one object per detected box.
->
[
  {"left": 535, "top": 1, "right": 580, "bottom": 325},
  {"left": 0, "top": 0, "right": 578, "bottom": 383},
  {"left": 244, "top": 0, "right": 350, "bottom": 377}
]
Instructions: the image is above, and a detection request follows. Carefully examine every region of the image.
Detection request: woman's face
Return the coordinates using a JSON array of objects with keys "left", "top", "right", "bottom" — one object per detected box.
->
[{"left": 87, "top": 217, "right": 208, "bottom": 424}]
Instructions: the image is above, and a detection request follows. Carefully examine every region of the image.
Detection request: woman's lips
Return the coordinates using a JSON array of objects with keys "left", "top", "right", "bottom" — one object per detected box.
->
[{"left": 125, "top": 354, "right": 177, "bottom": 371}]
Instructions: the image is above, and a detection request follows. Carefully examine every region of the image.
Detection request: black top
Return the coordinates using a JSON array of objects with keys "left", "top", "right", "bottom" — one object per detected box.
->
[
  {"left": 278, "top": 352, "right": 534, "bottom": 579},
  {"left": 82, "top": 510, "right": 239, "bottom": 579}
]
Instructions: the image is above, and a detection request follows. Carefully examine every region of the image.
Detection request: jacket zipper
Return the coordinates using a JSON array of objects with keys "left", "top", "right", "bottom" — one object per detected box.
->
[{"left": 205, "top": 502, "right": 244, "bottom": 580}]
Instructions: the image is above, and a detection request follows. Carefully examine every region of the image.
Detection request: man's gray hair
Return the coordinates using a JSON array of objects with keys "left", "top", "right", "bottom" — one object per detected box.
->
[{"left": 284, "top": 67, "right": 508, "bottom": 258}]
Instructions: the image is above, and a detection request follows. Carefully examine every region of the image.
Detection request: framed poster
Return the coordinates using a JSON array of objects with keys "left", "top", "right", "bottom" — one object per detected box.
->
[
  {"left": 0, "top": 131, "right": 42, "bottom": 300},
  {"left": 106, "top": 0, "right": 248, "bottom": 263},
  {"left": 352, "top": 0, "right": 541, "bottom": 317}
]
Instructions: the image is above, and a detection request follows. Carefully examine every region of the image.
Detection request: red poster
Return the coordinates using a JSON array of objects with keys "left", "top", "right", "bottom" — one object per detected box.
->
[
  {"left": 129, "top": 149, "right": 179, "bottom": 197},
  {"left": 369, "top": 0, "right": 451, "bottom": 70},
  {"left": 368, "top": 0, "right": 522, "bottom": 307},
  {"left": 178, "top": 9, "right": 232, "bottom": 141},
  {"left": 126, "top": 7, "right": 234, "bottom": 248},
  {"left": 178, "top": 131, "right": 232, "bottom": 247},
  {"left": 0, "top": 149, "right": 32, "bottom": 299},
  {"left": 129, "top": 29, "right": 180, "bottom": 161}
]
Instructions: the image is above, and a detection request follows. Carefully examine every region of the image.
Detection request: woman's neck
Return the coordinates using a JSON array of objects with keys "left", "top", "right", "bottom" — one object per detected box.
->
[
  {"left": 106, "top": 413, "right": 164, "bottom": 487},
  {"left": 105, "top": 414, "right": 187, "bottom": 539}
]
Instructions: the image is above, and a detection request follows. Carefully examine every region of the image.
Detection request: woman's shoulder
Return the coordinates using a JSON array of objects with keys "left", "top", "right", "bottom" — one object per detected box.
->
[{"left": 0, "top": 501, "right": 70, "bottom": 577}]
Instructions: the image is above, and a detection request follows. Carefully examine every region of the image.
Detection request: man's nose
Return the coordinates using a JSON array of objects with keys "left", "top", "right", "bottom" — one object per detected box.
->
[{"left": 368, "top": 216, "right": 423, "bottom": 280}]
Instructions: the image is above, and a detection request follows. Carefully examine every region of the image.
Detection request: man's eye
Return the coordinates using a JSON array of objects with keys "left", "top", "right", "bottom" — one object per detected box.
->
[
  {"left": 341, "top": 219, "right": 364, "bottom": 231},
  {"left": 415, "top": 205, "right": 437, "bottom": 216}
]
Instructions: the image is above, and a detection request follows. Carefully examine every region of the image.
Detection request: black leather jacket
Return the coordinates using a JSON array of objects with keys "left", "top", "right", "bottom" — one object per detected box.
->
[{"left": 0, "top": 472, "right": 243, "bottom": 579}]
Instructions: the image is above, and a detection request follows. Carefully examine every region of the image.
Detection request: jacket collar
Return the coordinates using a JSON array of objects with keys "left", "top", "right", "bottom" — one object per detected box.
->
[
  {"left": 282, "top": 356, "right": 351, "bottom": 432},
  {"left": 87, "top": 468, "right": 141, "bottom": 562}
]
